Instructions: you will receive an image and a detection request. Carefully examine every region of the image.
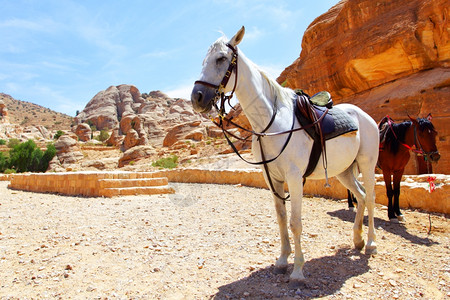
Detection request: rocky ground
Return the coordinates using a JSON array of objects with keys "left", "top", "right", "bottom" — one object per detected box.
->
[{"left": 0, "top": 181, "right": 448, "bottom": 299}]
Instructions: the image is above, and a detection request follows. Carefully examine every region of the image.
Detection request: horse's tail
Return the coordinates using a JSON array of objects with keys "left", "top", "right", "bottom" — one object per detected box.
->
[{"left": 378, "top": 115, "right": 393, "bottom": 148}]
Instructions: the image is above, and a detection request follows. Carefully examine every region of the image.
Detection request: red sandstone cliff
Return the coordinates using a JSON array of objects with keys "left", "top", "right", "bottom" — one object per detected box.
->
[{"left": 278, "top": 0, "right": 449, "bottom": 174}]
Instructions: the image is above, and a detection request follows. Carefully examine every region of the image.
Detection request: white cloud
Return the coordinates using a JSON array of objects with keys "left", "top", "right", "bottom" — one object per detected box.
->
[
  {"left": 245, "top": 26, "right": 264, "bottom": 42},
  {"left": 258, "top": 63, "right": 285, "bottom": 80},
  {"left": 165, "top": 83, "right": 194, "bottom": 100}
]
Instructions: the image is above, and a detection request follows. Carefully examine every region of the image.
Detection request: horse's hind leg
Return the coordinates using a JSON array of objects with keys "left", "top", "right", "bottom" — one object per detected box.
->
[
  {"left": 393, "top": 170, "right": 405, "bottom": 222},
  {"left": 383, "top": 171, "right": 396, "bottom": 221},
  {"left": 359, "top": 165, "right": 377, "bottom": 255},
  {"left": 271, "top": 180, "right": 291, "bottom": 274},
  {"left": 336, "top": 164, "right": 366, "bottom": 250},
  {"left": 347, "top": 190, "right": 356, "bottom": 211}
]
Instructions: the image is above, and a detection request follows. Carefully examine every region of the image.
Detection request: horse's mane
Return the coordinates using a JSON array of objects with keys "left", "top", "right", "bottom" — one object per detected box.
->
[
  {"left": 260, "top": 71, "right": 295, "bottom": 110},
  {"left": 382, "top": 121, "right": 411, "bottom": 154},
  {"left": 380, "top": 117, "right": 435, "bottom": 154}
]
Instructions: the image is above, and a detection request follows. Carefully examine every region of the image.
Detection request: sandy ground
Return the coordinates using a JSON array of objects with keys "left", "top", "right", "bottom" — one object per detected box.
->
[{"left": 0, "top": 181, "right": 448, "bottom": 299}]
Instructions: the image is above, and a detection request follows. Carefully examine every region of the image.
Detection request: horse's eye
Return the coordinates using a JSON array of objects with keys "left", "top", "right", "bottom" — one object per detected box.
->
[{"left": 216, "top": 56, "right": 228, "bottom": 64}]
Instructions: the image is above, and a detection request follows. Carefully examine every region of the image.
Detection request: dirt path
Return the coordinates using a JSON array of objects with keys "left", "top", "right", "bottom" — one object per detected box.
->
[{"left": 0, "top": 181, "right": 448, "bottom": 299}]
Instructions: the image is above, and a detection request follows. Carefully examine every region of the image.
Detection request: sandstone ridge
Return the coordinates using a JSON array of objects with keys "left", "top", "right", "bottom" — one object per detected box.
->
[{"left": 278, "top": 0, "right": 449, "bottom": 174}]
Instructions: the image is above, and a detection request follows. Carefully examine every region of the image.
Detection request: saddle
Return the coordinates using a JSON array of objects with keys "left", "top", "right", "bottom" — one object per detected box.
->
[{"left": 294, "top": 90, "right": 358, "bottom": 179}]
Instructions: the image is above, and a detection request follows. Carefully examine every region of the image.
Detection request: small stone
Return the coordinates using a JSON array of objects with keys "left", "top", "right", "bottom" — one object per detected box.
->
[
  {"left": 243, "top": 292, "right": 250, "bottom": 297},
  {"left": 353, "top": 283, "right": 362, "bottom": 288},
  {"left": 86, "top": 286, "right": 96, "bottom": 292},
  {"left": 389, "top": 279, "right": 397, "bottom": 287}
]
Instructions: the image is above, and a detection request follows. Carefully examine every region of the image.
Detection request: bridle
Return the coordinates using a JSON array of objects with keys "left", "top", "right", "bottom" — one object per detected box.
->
[
  {"left": 193, "top": 42, "right": 328, "bottom": 202},
  {"left": 386, "top": 116, "right": 439, "bottom": 161},
  {"left": 194, "top": 43, "right": 238, "bottom": 117}
]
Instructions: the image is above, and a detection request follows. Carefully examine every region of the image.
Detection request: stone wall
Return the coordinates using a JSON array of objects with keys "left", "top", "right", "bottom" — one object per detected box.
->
[
  {"left": 8, "top": 172, "right": 173, "bottom": 197},
  {"left": 3, "top": 169, "right": 448, "bottom": 214},
  {"left": 153, "top": 168, "right": 449, "bottom": 214}
]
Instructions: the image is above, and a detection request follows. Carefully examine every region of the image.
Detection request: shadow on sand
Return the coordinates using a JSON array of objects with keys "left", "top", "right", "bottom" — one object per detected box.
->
[
  {"left": 327, "top": 208, "right": 438, "bottom": 246},
  {"left": 213, "top": 246, "right": 369, "bottom": 299}
]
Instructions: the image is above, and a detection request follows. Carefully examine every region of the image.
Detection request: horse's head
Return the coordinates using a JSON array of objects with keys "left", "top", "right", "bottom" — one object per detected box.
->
[
  {"left": 191, "top": 26, "right": 245, "bottom": 113},
  {"left": 410, "top": 114, "right": 440, "bottom": 162}
]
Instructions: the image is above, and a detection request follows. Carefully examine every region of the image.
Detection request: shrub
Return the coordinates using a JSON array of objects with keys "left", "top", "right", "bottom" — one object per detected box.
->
[
  {"left": 0, "top": 139, "right": 6, "bottom": 145},
  {"left": 0, "top": 152, "right": 8, "bottom": 173},
  {"left": 96, "top": 130, "right": 110, "bottom": 142},
  {"left": 54, "top": 130, "right": 64, "bottom": 140},
  {"left": 151, "top": 155, "right": 178, "bottom": 169},
  {"left": 7, "top": 140, "right": 56, "bottom": 173},
  {"left": 7, "top": 138, "right": 20, "bottom": 148}
]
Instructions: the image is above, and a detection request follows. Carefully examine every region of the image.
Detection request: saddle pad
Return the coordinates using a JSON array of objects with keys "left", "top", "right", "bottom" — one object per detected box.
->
[
  {"left": 294, "top": 104, "right": 359, "bottom": 178},
  {"left": 295, "top": 105, "right": 358, "bottom": 141}
]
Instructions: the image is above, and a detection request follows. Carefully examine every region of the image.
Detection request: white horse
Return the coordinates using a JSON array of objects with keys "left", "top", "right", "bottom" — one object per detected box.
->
[{"left": 191, "top": 26, "right": 378, "bottom": 287}]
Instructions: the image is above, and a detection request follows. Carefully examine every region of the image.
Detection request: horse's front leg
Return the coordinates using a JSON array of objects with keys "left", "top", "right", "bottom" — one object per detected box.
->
[
  {"left": 271, "top": 180, "right": 291, "bottom": 274},
  {"left": 286, "top": 176, "right": 306, "bottom": 287}
]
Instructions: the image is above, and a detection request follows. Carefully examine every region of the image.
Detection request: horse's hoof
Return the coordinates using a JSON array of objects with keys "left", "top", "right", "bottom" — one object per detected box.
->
[
  {"left": 397, "top": 215, "right": 406, "bottom": 222},
  {"left": 389, "top": 218, "right": 399, "bottom": 224},
  {"left": 288, "top": 279, "right": 307, "bottom": 290},
  {"left": 365, "top": 245, "right": 377, "bottom": 255},
  {"left": 354, "top": 240, "right": 365, "bottom": 250},
  {"left": 273, "top": 265, "right": 288, "bottom": 274},
  {"left": 348, "top": 207, "right": 355, "bottom": 212}
]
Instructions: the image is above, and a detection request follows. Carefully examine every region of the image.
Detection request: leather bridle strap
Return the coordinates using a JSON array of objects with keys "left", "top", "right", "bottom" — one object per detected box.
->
[{"left": 194, "top": 43, "right": 239, "bottom": 116}]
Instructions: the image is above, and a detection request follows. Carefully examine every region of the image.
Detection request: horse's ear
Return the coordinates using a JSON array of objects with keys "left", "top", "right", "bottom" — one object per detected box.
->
[
  {"left": 408, "top": 114, "right": 418, "bottom": 124},
  {"left": 427, "top": 113, "right": 432, "bottom": 121},
  {"left": 229, "top": 26, "right": 245, "bottom": 47}
]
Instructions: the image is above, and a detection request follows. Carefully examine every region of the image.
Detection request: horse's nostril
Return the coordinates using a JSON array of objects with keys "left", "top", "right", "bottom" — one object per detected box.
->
[
  {"left": 433, "top": 153, "right": 441, "bottom": 162},
  {"left": 197, "top": 91, "right": 203, "bottom": 103}
]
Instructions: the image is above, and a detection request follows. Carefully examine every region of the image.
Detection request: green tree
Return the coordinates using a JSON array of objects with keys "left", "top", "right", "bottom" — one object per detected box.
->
[
  {"left": 0, "top": 152, "right": 9, "bottom": 173},
  {"left": 8, "top": 140, "right": 56, "bottom": 173}
]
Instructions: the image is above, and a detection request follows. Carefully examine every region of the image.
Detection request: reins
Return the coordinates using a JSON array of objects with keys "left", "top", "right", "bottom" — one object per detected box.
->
[{"left": 194, "top": 43, "right": 329, "bottom": 202}]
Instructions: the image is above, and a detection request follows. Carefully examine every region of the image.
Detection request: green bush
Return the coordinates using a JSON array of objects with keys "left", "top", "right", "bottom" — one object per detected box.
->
[
  {"left": 7, "top": 138, "right": 20, "bottom": 148},
  {"left": 96, "top": 130, "right": 110, "bottom": 142},
  {"left": 0, "top": 152, "right": 8, "bottom": 173},
  {"left": 54, "top": 130, "right": 64, "bottom": 140},
  {"left": 6, "top": 140, "right": 56, "bottom": 173},
  {"left": 0, "top": 139, "right": 6, "bottom": 145},
  {"left": 151, "top": 155, "right": 178, "bottom": 169}
]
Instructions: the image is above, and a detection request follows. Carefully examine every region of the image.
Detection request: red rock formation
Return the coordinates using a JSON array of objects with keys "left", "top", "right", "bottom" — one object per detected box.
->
[
  {"left": 278, "top": 0, "right": 449, "bottom": 174},
  {"left": 75, "top": 123, "right": 92, "bottom": 142}
]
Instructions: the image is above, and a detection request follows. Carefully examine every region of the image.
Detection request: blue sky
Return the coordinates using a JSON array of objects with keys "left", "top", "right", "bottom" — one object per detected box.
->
[{"left": 0, "top": 0, "right": 339, "bottom": 116}]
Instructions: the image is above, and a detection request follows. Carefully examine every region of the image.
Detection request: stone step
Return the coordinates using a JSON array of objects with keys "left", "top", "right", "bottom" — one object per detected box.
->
[
  {"left": 98, "top": 178, "right": 169, "bottom": 189},
  {"left": 101, "top": 186, "right": 175, "bottom": 197}
]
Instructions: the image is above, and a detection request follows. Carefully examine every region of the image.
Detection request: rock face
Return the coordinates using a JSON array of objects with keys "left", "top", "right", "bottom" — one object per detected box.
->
[
  {"left": 118, "top": 145, "right": 157, "bottom": 168},
  {"left": 0, "top": 100, "right": 10, "bottom": 124},
  {"left": 76, "top": 85, "right": 214, "bottom": 150},
  {"left": 54, "top": 135, "right": 84, "bottom": 166},
  {"left": 75, "top": 123, "right": 92, "bottom": 142},
  {"left": 75, "top": 84, "right": 145, "bottom": 130},
  {"left": 278, "top": 0, "right": 449, "bottom": 174}
]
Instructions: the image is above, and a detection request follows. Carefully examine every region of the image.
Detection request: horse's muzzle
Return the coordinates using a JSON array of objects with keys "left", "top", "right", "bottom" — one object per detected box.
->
[
  {"left": 428, "top": 151, "right": 441, "bottom": 162},
  {"left": 191, "top": 84, "right": 216, "bottom": 113}
]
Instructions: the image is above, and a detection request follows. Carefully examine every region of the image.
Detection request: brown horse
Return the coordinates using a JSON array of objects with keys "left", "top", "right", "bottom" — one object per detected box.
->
[
  {"left": 378, "top": 114, "right": 440, "bottom": 222},
  {"left": 347, "top": 114, "right": 440, "bottom": 221}
]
